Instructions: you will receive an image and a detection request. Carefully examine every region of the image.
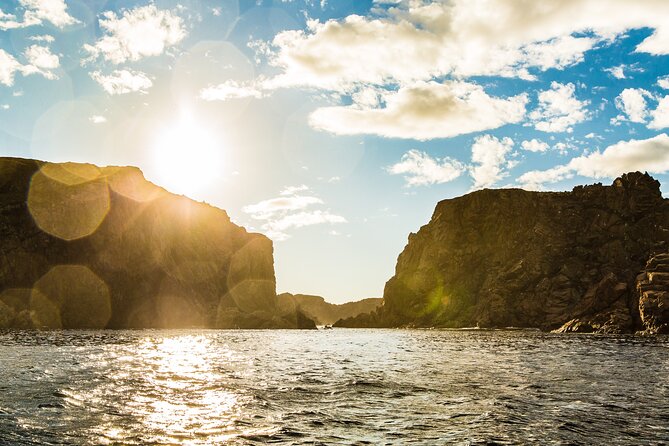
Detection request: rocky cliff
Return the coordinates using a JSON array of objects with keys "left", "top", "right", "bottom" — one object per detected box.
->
[
  {"left": 0, "top": 157, "right": 314, "bottom": 329},
  {"left": 277, "top": 293, "right": 382, "bottom": 325},
  {"left": 336, "top": 172, "right": 669, "bottom": 334}
]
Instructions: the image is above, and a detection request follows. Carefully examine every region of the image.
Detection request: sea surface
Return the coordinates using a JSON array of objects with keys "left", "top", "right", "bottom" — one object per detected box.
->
[{"left": 0, "top": 329, "right": 667, "bottom": 445}]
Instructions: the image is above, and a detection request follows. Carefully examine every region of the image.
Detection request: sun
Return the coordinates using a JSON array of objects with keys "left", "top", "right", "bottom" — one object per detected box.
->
[{"left": 149, "top": 112, "right": 224, "bottom": 198}]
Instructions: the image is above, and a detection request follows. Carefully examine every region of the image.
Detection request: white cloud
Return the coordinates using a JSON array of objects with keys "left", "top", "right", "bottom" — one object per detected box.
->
[
  {"left": 199, "top": 80, "right": 264, "bottom": 101},
  {"left": 614, "top": 88, "right": 652, "bottom": 123},
  {"left": 0, "top": 0, "right": 77, "bottom": 30},
  {"left": 521, "top": 139, "right": 549, "bottom": 152},
  {"left": 0, "top": 46, "right": 60, "bottom": 86},
  {"left": 243, "top": 195, "right": 323, "bottom": 220},
  {"left": 264, "top": 210, "right": 346, "bottom": 233},
  {"left": 387, "top": 149, "right": 464, "bottom": 186},
  {"left": 658, "top": 75, "right": 669, "bottom": 90},
  {"left": 605, "top": 65, "right": 626, "bottom": 79},
  {"left": 264, "top": 0, "right": 669, "bottom": 91},
  {"left": 0, "top": 50, "right": 22, "bottom": 86},
  {"left": 521, "top": 35, "right": 597, "bottom": 75},
  {"left": 280, "top": 185, "right": 309, "bottom": 196},
  {"left": 22, "top": 45, "right": 60, "bottom": 79},
  {"left": 83, "top": 5, "right": 186, "bottom": 64},
  {"left": 309, "top": 81, "right": 527, "bottom": 140},
  {"left": 518, "top": 134, "right": 669, "bottom": 189},
  {"left": 90, "top": 69, "right": 153, "bottom": 95},
  {"left": 470, "top": 135, "right": 514, "bottom": 189},
  {"left": 89, "top": 115, "right": 107, "bottom": 124},
  {"left": 243, "top": 187, "right": 346, "bottom": 241},
  {"left": 529, "top": 82, "right": 589, "bottom": 133},
  {"left": 649, "top": 96, "right": 669, "bottom": 129},
  {"left": 28, "top": 35, "right": 55, "bottom": 43}
]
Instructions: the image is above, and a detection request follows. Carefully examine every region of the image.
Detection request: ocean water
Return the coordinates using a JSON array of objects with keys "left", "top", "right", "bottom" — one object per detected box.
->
[{"left": 0, "top": 329, "right": 667, "bottom": 445}]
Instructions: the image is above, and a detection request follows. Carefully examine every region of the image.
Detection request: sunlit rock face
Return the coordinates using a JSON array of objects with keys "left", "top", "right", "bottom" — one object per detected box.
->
[
  {"left": 337, "top": 172, "right": 669, "bottom": 334},
  {"left": 0, "top": 157, "right": 313, "bottom": 329}
]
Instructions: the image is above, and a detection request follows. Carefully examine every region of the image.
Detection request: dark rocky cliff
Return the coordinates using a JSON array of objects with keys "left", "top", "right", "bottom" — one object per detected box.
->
[
  {"left": 336, "top": 172, "right": 669, "bottom": 334},
  {"left": 277, "top": 293, "right": 382, "bottom": 325},
  {"left": 0, "top": 157, "right": 314, "bottom": 329}
]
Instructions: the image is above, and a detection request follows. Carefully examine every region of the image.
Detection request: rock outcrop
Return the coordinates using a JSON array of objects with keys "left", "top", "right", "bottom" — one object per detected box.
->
[
  {"left": 336, "top": 172, "right": 669, "bottom": 334},
  {"left": 0, "top": 157, "right": 314, "bottom": 329},
  {"left": 277, "top": 293, "right": 382, "bottom": 325}
]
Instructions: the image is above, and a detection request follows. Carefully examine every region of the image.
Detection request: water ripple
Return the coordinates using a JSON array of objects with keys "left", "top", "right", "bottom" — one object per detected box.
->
[{"left": 0, "top": 329, "right": 668, "bottom": 445}]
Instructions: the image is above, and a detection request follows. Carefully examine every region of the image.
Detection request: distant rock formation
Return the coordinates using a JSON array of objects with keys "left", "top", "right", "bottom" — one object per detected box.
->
[
  {"left": 336, "top": 172, "right": 669, "bottom": 334},
  {"left": 0, "top": 157, "right": 315, "bottom": 329},
  {"left": 277, "top": 293, "right": 382, "bottom": 325}
]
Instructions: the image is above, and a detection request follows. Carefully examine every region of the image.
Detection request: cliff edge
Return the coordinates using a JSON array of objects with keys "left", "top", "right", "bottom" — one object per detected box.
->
[
  {"left": 0, "top": 157, "right": 314, "bottom": 329},
  {"left": 336, "top": 172, "right": 669, "bottom": 334}
]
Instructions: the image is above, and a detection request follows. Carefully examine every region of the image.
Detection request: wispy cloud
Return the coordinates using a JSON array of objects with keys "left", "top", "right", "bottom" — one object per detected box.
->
[
  {"left": 243, "top": 185, "right": 346, "bottom": 241},
  {"left": 90, "top": 69, "right": 153, "bottom": 95}
]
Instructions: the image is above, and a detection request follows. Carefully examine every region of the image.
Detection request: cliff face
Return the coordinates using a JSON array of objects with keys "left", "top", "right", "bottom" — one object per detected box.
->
[
  {"left": 0, "top": 157, "right": 314, "bottom": 329},
  {"left": 336, "top": 172, "right": 669, "bottom": 334},
  {"left": 277, "top": 293, "right": 382, "bottom": 325}
]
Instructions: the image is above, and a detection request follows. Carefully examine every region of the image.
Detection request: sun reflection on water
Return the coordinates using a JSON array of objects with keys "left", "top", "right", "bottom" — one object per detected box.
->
[{"left": 89, "top": 334, "right": 252, "bottom": 445}]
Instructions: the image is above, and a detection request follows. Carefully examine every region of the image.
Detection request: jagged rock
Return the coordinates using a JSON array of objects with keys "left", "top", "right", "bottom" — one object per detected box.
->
[
  {"left": 637, "top": 253, "right": 669, "bottom": 334},
  {"left": 277, "top": 293, "right": 382, "bottom": 325},
  {"left": 0, "top": 157, "right": 314, "bottom": 329},
  {"left": 338, "top": 172, "right": 669, "bottom": 333}
]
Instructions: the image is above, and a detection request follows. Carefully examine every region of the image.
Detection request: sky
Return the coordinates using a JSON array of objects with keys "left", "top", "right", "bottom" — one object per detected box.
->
[{"left": 2, "top": 0, "right": 669, "bottom": 303}]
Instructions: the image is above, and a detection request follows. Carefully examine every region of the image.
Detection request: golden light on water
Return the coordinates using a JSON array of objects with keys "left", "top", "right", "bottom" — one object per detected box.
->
[
  {"left": 149, "top": 112, "right": 224, "bottom": 198},
  {"left": 87, "top": 335, "right": 254, "bottom": 445}
]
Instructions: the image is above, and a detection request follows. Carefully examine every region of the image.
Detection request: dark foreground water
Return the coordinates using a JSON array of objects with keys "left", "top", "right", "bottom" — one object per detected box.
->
[{"left": 0, "top": 329, "right": 668, "bottom": 445}]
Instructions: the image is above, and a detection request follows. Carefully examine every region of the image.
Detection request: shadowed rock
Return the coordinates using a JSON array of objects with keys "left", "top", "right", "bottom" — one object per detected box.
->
[
  {"left": 336, "top": 172, "right": 669, "bottom": 334},
  {"left": 277, "top": 293, "right": 382, "bottom": 325},
  {"left": 0, "top": 157, "right": 314, "bottom": 329}
]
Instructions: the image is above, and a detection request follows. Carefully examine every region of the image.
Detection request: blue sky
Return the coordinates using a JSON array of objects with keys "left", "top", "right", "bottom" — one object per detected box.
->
[{"left": 2, "top": 0, "right": 669, "bottom": 303}]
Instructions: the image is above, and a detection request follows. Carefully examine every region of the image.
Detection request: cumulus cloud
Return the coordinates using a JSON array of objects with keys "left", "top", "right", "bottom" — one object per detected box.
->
[
  {"left": 0, "top": 0, "right": 77, "bottom": 30},
  {"left": 22, "top": 45, "right": 60, "bottom": 79},
  {"left": 83, "top": 5, "right": 186, "bottom": 64},
  {"left": 528, "top": 82, "right": 589, "bottom": 133},
  {"left": 518, "top": 134, "right": 669, "bottom": 189},
  {"left": 309, "top": 81, "right": 528, "bottom": 140},
  {"left": 199, "top": 80, "right": 264, "bottom": 101},
  {"left": 521, "top": 139, "right": 549, "bottom": 152},
  {"left": 264, "top": 0, "right": 669, "bottom": 91},
  {"left": 387, "top": 149, "right": 464, "bottom": 186},
  {"left": 614, "top": 88, "right": 652, "bottom": 123},
  {"left": 243, "top": 186, "right": 346, "bottom": 240},
  {"left": 90, "top": 69, "right": 153, "bottom": 95},
  {"left": 470, "top": 135, "right": 515, "bottom": 189}
]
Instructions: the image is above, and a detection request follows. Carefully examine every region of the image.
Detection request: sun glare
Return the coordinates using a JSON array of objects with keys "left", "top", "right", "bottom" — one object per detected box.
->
[{"left": 149, "top": 112, "right": 224, "bottom": 197}]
